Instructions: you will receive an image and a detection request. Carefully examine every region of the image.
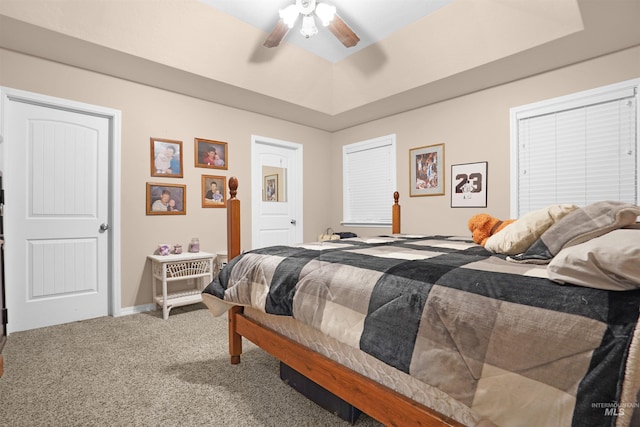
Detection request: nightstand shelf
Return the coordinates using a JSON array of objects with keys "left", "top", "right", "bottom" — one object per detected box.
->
[{"left": 147, "top": 252, "right": 214, "bottom": 319}]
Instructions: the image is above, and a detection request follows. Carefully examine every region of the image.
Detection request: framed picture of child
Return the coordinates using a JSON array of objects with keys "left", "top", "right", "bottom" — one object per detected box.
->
[
  {"left": 150, "top": 137, "right": 183, "bottom": 177},
  {"left": 146, "top": 183, "right": 186, "bottom": 215},
  {"left": 195, "top": 138, "right": 228, "bottom": 170},
  {"left": 201, "top": 175, "right": 227, "bottom": 208}
]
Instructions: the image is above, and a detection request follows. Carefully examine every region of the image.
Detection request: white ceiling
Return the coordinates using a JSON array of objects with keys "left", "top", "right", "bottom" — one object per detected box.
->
[
  {"left": 198, "top": 0, "right": 453, "bottom": 63},
  {"left": 1, "top": 1, "right": 640, "bottom": 131}
]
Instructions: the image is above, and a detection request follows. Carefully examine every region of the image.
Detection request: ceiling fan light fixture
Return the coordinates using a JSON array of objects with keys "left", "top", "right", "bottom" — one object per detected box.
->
[
  {"left": 300, "top": 15, "right": 318, "bottom": 38},
  {"left": 279, "top": 4, "right": 299, "bottom": 28},
  {"left": 264, "top": 0, "right": 359, "bottom": 48},
  {"left": 315, "top": 3, "right": 336, "bottom": 26}
]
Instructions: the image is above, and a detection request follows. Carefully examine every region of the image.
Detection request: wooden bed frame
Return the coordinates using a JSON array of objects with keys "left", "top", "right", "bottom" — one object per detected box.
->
[{"left": 224, "top": 177, "right": 462, "bottom": 427}]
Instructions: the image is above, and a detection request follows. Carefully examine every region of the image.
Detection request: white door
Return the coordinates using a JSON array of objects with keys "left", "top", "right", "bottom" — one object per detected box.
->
[
  {"left": 251, "top": 136, "right": 303, "bottom": 249},
  {"left": 1, "top": 89, "right": 114, "bottom": 333}
]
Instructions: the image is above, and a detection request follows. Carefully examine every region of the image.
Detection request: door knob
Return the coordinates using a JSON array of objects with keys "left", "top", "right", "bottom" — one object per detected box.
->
[
  {"left": 99, "top": 223, "right": 109, "bottom": 232},
  {"left": 290, "top": 219, "right": 297, "bottom": 225}
]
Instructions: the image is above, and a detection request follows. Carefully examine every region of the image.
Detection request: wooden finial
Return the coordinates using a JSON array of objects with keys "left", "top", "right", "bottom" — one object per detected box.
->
[
  {"left": 393, "top": 191, "right": 399, "bottom": 205},
  {"left": 229, "top": 176, "right": 238, "bottom": 199}
]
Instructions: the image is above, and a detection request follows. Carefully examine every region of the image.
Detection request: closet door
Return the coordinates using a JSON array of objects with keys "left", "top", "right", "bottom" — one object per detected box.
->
[{"left": 3, "top": 94, "right": 111, "bottom": 332}]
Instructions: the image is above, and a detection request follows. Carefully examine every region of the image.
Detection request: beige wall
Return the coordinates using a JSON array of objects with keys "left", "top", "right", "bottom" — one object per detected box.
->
[
  {"left": 1, "top": 44, "right": 638, "bottom": 310},
  {"left": 331, "top": 45, "right": 640, "bottom": 237},
  {"left": 0, "top": 48, "right": 333, "bottom": 309}
]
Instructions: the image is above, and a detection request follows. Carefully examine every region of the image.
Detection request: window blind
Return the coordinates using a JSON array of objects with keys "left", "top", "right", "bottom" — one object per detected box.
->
[
  {"left": 342, "top": 135, "right": 396, "bottom": 226},
  {"left": 513, "top": 82, "right": 638, "bottom": 217}
]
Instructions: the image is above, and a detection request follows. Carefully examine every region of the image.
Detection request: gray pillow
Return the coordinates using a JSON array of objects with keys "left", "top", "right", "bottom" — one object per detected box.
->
[
  {"left": 508, "top": 201, "right": 640, "bottom": 264},
  {"left": 548, "top": 229, "right": 640, "bottom": 290}
]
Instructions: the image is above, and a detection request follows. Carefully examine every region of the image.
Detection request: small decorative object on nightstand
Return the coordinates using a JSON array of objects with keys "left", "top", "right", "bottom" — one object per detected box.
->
[
  {"left": 147, "top": 251, "right": 214, "bottom": 319},
  {"left": 188, "top": 237, "right": 200, "bottom": 253}
]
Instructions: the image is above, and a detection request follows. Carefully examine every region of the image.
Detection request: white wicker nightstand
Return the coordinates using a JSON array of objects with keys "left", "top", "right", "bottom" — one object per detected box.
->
[{"left": 147, "top": 252, "right": 214, "bottom": 319}]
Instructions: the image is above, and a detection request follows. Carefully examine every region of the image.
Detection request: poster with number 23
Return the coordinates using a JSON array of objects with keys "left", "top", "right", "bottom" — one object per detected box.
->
[{"left": 451, "top": 162, "right": 487, "bottom": 208}]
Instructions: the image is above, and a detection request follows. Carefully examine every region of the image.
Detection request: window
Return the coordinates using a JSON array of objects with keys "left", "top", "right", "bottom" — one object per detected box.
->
[
  {"left": 510, "top": 79, "right": 639, "bottom": 217},
  {"left": 342, "top": 134, "right": 397, "bottom": 226}
]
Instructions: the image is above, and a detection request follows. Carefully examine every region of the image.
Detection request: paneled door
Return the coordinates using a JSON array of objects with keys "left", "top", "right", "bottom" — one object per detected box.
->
[
  {"left": 251, "top": 136, "right": 303, "bottom": 249},
  {"left": 1, "top": 89, "right": 114, "bottom": 332}
]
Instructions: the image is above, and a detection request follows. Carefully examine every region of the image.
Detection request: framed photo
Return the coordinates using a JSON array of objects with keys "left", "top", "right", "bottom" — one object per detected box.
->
[
  {"left": 264, "top": 174, "right": 278, "bottom": 202},
  {"left": 195, "top": 138, "right": 228, "bottom": 170},
  {"left": 146, "top": 183, "right": 186, "bottom": 215},
  {"left": 409, "top": 143, "right": 444, "bottom": 197},
  {"left": 150, "top": 137, "right": 183, "bottom": 177},
  {"left": 201, "top": 175, "right": 227, "bottom": 208},
  {"left": 451, "top": 161, "right": 488, "bottom": 208}
]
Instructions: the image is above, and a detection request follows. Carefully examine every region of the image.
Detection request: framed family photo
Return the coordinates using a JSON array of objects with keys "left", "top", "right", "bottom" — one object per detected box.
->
[
  {"left": 451, "top": 161, "right": 488, "bottom": 208},
  {"left": 264, "top": 174, "right": 278, "bottom": 202},
  {"left": 201, "top": 175, "right": 227, "bottom": 208},
  {"left": 195, "top": 138, "right": 228, "bottom": 170},
  {"left": 146, "top": 182, "right": 186, "bottom": 215},
  {"left": 150, "top": 137, "right": 183, "bottom": 178},
  {"left": 409, "top": 143, "right": 444, "bottom": 197}
]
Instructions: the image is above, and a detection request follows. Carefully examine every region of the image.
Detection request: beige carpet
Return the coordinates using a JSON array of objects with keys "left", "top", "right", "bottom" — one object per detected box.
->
[{"left": 0, "top": 304, "right": 382, "bottom": 427}]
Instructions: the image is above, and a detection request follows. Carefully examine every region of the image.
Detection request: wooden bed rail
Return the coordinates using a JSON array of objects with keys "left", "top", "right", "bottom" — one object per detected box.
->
[{"left": 235, "top": 311, "right": 461, "bottom": 427}]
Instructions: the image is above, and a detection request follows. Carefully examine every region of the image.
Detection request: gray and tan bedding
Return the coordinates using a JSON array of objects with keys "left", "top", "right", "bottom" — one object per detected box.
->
[{"left": 203, "top": 211, "right": 640, "bottom": 427}]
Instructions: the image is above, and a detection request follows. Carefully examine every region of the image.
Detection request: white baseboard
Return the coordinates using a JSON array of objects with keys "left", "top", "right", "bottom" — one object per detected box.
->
[{"left": 117, "top": 303, "right": 156, "bottom": 317}]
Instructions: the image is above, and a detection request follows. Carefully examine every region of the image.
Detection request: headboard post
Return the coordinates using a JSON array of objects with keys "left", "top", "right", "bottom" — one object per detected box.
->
[
  {"left": 392, "top": 191, "right": 401, "bottom": 234},
  {"left": 227, "top": 176, "right": 241, "bottom": 260},
  {"left": 226, "top": 176, "right": 243, "bottom": 365}
]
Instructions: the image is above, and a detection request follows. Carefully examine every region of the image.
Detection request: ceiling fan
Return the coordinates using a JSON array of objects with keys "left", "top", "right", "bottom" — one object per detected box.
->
[{"left": 264, "top": 0, "right": 360, "bottom": 49}]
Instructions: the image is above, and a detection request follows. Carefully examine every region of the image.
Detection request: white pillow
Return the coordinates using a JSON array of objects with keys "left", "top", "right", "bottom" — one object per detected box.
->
[
  {"left": 547, "top": 229, "right": 640, "bottom": 291},
  {"left": 485, "top": 204, "right": 578, "bottom": 255}
]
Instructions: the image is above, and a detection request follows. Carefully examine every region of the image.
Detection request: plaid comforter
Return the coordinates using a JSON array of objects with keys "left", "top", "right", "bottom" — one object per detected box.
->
[{"left": 203, "top": 236, "right": 640, "bottom": 427}]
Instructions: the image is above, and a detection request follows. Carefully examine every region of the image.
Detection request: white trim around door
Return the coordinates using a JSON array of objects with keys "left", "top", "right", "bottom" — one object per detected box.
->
[{"left": 0, "top": 87, "right": 122, "bottom": 331}]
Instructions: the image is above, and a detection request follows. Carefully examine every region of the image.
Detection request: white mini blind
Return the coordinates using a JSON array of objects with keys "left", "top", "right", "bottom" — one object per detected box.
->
[
  {"left": 342, "top": 135, "right": 396, "bottom": 226},
  {"left": 512, "top": 81, "right": 638, "bottom": 217}
]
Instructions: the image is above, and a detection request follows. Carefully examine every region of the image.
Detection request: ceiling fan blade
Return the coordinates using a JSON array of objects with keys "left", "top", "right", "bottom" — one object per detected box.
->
[
  {"left": 327, "top": 13, "right": 360, "bottom": 48},
  {"left": 264, "top": 19, "right": 290, "bottom": 48}
]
